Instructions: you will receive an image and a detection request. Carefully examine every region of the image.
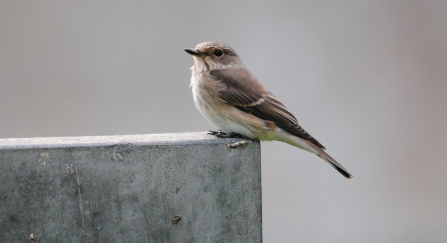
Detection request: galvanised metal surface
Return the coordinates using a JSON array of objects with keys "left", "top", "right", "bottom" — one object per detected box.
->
[{"left": 0, "top": 132, "right": 262, "bottom": 242}]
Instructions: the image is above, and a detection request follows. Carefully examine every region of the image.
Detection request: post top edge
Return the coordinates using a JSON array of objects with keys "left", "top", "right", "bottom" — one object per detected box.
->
[{"left": 0, "top": 132, "right": 257, "bottom": 150}]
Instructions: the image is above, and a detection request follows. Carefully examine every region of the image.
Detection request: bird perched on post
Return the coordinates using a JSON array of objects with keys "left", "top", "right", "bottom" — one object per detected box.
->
[{"left": 185, "top": 42, "right": 353, "bottom": 179}]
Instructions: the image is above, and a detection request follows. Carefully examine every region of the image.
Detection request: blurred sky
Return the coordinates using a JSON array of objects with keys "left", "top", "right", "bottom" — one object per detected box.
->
[{"left": 1, "top": 1, "right": 447, "bottom": 242}]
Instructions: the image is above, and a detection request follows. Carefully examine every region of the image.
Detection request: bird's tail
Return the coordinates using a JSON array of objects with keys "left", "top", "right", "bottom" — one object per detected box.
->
[{"left": 307, "top": 142, "right": 353, "bottom": 179}]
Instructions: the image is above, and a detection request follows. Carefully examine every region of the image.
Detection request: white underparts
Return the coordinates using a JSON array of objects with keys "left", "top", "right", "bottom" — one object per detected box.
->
[
  {"left": 192, "top": 56, "right": 208, "bottom": 73},
  {"left": 191, "top": 75, "right": 259, "bottom": 138},
  {"left": 270, "top": 128, "right": 317, "bottom": 154}
]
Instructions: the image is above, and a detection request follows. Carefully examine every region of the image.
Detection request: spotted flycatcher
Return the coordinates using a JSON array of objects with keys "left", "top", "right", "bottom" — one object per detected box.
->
[{"left": 185, "top": 42, "right": 353, "bottom": 179}]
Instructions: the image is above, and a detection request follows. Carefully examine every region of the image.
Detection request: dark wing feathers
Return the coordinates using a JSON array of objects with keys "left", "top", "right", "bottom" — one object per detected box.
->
[
  {"left": 210, "top": 68, "right": 325, "bottom": 149},
  {"left": 235, "top": 95, "right": 325, "bottom": 149},
  {"left": 219, "top": 89, "right": 258, "bottom": 106}
]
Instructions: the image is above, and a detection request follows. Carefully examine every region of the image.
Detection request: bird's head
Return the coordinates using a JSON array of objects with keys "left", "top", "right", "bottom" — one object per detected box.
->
[{"left": 185, "top": 42, "right": 240, "bottom": 73}]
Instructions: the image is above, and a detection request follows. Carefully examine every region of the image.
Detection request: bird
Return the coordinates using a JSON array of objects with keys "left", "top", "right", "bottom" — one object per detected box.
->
[{"left": 185, "top": 42, "right": 353, "bottom": 179}]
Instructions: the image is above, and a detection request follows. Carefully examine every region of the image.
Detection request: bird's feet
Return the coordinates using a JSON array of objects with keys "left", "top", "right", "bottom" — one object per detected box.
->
[
  {"left": 207, "top": 130, "right": 245, "bottom": 138},
  {"left": 227, "top": 140, "right": 251, "bottom": 149}
]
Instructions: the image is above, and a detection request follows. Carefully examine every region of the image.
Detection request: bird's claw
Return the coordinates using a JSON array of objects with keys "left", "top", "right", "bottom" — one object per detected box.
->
[
  {"left": 207, "top": 130, "right": 245, "bottom": 138},
  {"left": 227, "top": 140, "right": 251, "bottom": 149}
]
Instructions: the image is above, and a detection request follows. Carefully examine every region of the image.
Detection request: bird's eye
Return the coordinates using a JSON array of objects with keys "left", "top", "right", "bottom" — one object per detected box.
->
[{"left": 214, "top": 50, "right": 223, "bottom": 57}]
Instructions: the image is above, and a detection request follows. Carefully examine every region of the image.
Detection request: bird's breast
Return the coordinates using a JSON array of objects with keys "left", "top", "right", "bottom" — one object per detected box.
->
[
  {"left": 190, "top": 73, "right": 274, "bottom": 139},
  {"left": 190, "top": 73, "right": 225, "bottom": 126}
]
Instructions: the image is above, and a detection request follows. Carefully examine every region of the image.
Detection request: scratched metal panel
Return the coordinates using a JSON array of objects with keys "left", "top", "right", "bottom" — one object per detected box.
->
[{"left": 0, "top": 132, "right": 262, "bottom": 242}]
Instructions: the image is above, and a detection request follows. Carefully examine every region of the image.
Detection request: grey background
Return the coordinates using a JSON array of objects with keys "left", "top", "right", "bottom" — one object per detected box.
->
[{"left": 1, "top": 1, "right": 446, "bottom": 242}]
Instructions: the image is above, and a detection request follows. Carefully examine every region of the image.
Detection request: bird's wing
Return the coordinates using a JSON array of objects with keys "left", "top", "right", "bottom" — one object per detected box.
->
[{"left": 210, "top": 68, "right": 325, "bottom": 149}]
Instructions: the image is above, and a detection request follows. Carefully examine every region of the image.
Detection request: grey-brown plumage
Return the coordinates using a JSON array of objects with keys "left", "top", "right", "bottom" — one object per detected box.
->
[
  {"left": 210, "top": 68, "right": 325, "bottom": 149},
  {"left": 185, "top": 42, "right": 353, "bottom": 179}
]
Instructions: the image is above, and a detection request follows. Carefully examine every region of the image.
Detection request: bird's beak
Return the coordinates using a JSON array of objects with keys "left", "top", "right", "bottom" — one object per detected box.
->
[{"left": 185, "top": 48, "right": 203, "bottom": 56}]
